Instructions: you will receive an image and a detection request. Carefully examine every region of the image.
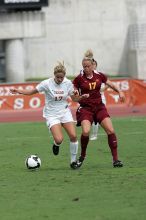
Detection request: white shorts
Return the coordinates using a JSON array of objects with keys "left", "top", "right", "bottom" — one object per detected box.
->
[{"left": 45, "top": 108, "right": 74, "bottom": 129}]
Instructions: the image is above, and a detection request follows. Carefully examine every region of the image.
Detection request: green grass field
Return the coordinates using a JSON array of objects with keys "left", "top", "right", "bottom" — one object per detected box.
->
[{"left": 0, "top": 116, "right": 146, "bottom": 220}]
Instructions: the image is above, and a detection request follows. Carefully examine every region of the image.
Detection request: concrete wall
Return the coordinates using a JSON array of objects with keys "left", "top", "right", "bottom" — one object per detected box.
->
[
  {"left": 1, "top": 0, "right": 146, "bottom": 81},
  {"left": 0, "top": 11, "right": 46, "bottom": 82},
  {"left": 25, "top": 0, "right": 130, "bottom": 78},
  {"left": 0, "top": 11, "right": 46, "bottom": 39},
  {"left": 127, "top": 1, "right": 146, "bottom": 79}
]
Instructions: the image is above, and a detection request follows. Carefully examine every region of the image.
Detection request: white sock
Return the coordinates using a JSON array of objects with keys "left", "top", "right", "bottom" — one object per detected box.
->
[
  {"left": 54, "top": 140, "right": 60, "bottom": 146},
  {"left": 91, "top": 123, "right": 99, "bottom": 137},
  {"left": 70, "top": 141, "right": 78, "bottom": 163}
]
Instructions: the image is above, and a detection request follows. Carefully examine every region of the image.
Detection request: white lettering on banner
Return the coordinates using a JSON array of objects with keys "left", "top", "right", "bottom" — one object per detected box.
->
[
  {"left": 4, "top": 0, "right": 40, "bottom": 3},
  {"left": 14, "top": 98, "right": 24, "bottom": 109},
  {"left": 108, "top": 81, "right": 129, "bottom": 91},
  {"left": 120, "top": 81, "right": 129, "bottom": 90},
  {"left": 0, "top": 99, "right": 6, "bottom": 108},
  {"left": 13, "top": 97, "right": 41, "bottom": 110},
  {"left": 25, "top": 85, "right": 35, "bottom": 90},
  {"left": 29, "top": 97, "right": 41, "bottom": 108},
  {"left": 0, "top": 85, "right": 36, "bottom": 96},
  {"left": 110, "top": 94, "right": 120, "bottom": 103},
  {"left": 0, "top": 87, "right": 12, "bottom": 96}
]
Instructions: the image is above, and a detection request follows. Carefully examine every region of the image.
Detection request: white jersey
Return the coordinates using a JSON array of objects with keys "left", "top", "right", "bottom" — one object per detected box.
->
[{"left": 36, "top": 77, "right": 74, "bottom": 119}]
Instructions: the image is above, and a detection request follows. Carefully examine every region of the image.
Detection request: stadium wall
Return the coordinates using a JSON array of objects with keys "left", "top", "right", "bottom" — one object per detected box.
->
[
  {"left": 0, "top": 0, "right": 146, "bottom": 82},
  {"left": 24, "top": 0, "right": 146, "bottom": 80}
]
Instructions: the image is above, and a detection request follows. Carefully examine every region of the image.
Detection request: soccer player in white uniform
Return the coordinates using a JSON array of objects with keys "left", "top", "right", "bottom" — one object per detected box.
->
[{"left": 10, "top": 62, "right": 79, "bottom": 169}]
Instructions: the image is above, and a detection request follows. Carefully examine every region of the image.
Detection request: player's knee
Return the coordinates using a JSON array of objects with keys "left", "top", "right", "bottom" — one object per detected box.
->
[
  {"left": 69, "top": 135, "right": 77, "bottom": 142},
  {"left": 82, "top": 131, "right": 90, "bottom": 136},
  {"left": 54, "top": 137, "right": 63, "bottom": 145},
  {"left": 106, "top": 129, "right": 115, "bottom": 135}
]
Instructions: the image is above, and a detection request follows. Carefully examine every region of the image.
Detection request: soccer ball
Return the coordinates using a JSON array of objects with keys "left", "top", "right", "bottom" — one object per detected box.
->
[{"left": 25, "top": 155, "right": 41, "bottom": 170}]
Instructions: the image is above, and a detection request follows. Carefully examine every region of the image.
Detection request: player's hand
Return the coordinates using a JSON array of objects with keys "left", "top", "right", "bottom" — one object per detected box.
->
[
  {"left": 119, "top": 91, "right": 125, "bottom": 102},
  {"left": 10, "top": 88, "right": 19, "bottom": 94},
  {"left": 81, "top": 94, "right": 89, "bottom": 99},
  {"left": 73, "top": 90, "right": 79, "bottom": 96}
]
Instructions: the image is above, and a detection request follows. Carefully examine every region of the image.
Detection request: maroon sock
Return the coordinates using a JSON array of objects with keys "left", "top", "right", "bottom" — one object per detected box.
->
[
  {"left": 80, "top": 135, "right": 89, "bottom": 158},
  {"left": 108, "top": 133, "right": 118, "bottom": 161}
]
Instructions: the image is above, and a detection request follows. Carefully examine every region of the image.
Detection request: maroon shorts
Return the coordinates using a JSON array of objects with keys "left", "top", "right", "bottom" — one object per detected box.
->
[{"left": 76, "top": 104, "right": 110, "bottom": 126}]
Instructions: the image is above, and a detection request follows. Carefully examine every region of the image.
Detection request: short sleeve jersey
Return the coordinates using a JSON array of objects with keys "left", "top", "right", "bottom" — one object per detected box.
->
[
  {"left": 73, "top": 71, "right": 107, "bottom": 108},
  {"left": 36, "top": 77, "right": 74, "bottom": 118}
]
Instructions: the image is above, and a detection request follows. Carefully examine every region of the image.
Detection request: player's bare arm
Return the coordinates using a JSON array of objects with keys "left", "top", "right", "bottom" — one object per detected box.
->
[
  {"left": 106, "top": 79, "right": 125, "bottom": 102},
  {"left": 71, "top": 90, "right": 89, "bottom": 102},
  {"left": 10, "top": 88, "right": 38, "bottom": 95}
]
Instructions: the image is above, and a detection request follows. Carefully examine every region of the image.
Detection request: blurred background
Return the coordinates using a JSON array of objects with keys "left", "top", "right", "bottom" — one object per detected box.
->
[
  {"left": 0, "top": 0, "right": 146, "bottom": 83},
  {"left": 0, "top": 0, "right": 146, "bottom": 120}
]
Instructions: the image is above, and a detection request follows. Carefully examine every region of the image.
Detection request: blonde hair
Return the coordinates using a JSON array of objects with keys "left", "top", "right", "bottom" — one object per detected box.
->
[
  {"left": 84, "top": 49, "right": 94, "bottom": 59},
  {"left": 54, "top": 61, "right": 66, "bottom": 75},
  {"left": 83, "top": 49, "right": 94, "bottom": 63},
  {"left": 83, "top": 49, "right": 97, "bottom": 66}
]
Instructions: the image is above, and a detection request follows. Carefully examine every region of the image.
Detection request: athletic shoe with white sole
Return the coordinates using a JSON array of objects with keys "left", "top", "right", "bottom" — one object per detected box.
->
[
  {"left": 70, "top": 161, "right": 78, "bottom": 170},
  {"left": 113, "top": 160, "right": 123, "bottom": 168},
  {"left": 76, "top": 156, "right": 85, "bottom": 168},
  {"left": 90, "top": 135, "right": 98, "bottom": 141},
  {"left": 52, "top": 144, "right": 59, "bottom": 155}
]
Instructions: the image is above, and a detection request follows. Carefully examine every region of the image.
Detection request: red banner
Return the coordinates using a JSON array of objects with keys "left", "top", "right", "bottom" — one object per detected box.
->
[
  {"left": 0, "top": 79, "right": 146, "bottom": 111},
  {"left": 104, "top": 79, "right": 146, "bottom": 106},
  {"left": 0, "top": 83, "right": 44, "bottom": 110}
]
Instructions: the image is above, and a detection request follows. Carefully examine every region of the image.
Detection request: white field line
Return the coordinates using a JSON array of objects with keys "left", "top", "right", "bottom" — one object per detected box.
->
[
  {"left": 5, "top": 131, "right": 144, "bottom": 140},
  {"left": 98, "top": 131, "right": 145, "bottom": 136},
  {"left": 6, "top": 136, "right": 53, "bottom": 140},
  {"left": 131, "top": 118, "right": 146, "bottom": 122}
]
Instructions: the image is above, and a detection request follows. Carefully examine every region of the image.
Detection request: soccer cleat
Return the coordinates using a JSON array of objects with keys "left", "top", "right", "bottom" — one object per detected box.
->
[
  {"left": 113, "top": 160, "right": 123, "bottom": 168},
  {"left": 70, "top": 161, "right": 78, "bottom": 170},
  {"left": 76, "top": 156, "right": 85, "bottom": 168},
  {"left": 52, "top": 144, "right": 59, "bottom": 155},
  {"left": 90, "top": 135, "right": 98, "bottom": 141}
]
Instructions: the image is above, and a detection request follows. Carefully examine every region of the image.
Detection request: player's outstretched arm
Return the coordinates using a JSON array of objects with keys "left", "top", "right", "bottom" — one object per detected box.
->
[
  {"left": 10, "top": 88, "right": 38, "bottom": 96},
  {"left": 106, "top": 79, "right": 125, "bottom": 102}
]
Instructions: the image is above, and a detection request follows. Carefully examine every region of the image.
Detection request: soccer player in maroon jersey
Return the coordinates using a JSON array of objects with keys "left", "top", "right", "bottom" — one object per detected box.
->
[{"left": 73, "top": 56, "right": 125, "bottom": 168}]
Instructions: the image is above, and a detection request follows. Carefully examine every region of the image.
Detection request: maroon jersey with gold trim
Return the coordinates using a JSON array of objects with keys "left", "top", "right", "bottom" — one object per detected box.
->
[{"left": 73, "top": 71, "right": 107, "bottom": 109}]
